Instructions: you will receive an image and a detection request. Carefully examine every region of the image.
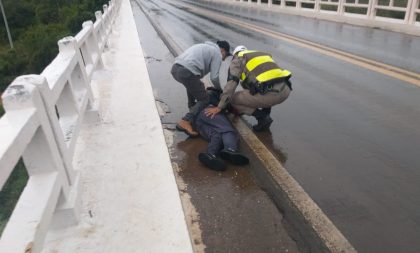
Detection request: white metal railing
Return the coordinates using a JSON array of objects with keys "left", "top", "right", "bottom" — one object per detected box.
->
[
  {"left": 0, "top": 0, "right": 121, "bottom": 252},
  {"left": 233, "top": 0, "right": 420, "bottom": 34}
]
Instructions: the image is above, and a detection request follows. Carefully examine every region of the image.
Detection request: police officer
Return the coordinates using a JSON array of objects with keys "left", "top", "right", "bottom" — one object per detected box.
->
[{"left": 205, "top": 45, "right": 292, "bottom": 131}]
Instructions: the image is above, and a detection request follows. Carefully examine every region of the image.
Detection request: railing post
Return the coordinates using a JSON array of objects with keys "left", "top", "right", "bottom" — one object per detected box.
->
[
  {"left": 58, "top": 37, "right": 99, "bottom": 124},
  {"left": 103, "top": 4, "right": 111, "bottom": 35},
  {"left": 22, "top": 75, "right": 76, "bottom": 185},
  {"left": 281, "top": 0, "right": 286, "bottom": 8},
  {"left": 12, "top": 76, "right": 83, "bottom": 228},
  {"left": 315, "top": 0, "right": 321, "bottom": 11},
  {"left": 83, "top": 20, "right": 105, "bottom": 70},
  {"left": 0, "top": 80, "right": 76, "bottom": 252},
  {"left": 407, "top": 0, "right": 418, "bottom": 24},
  {"left": 337, "top": 0, "right": 345, "bottom": 15},
  {"left": 109, "top": 0, "right": 115, "bottom": 21},
  {"left": 2, "top": 79, "right": 71, "bottom": 193},
  {"left": 367, "top": 0, "right": 378, "bottom": 19},
  {"left": 95, "top": 10, "right": 106, "bottom": 50}
]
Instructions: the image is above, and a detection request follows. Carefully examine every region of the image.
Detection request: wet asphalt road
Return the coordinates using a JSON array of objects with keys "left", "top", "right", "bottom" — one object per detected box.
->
[
  {"left": 131, "top": 0, "right": 420, "bottom": 252},
  {"left": 131, "top": 1, "right": 300, "bottom": 252}
]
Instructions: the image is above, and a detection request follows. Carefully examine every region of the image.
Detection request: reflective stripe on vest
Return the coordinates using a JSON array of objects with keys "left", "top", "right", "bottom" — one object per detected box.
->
[{"left": 238, "top": 50, "right": 291, "bottom": 83}]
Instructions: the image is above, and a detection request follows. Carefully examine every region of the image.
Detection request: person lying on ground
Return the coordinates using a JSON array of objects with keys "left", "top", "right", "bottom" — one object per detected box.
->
[{"left": 195, "top": 89, "right": 249, "bottom": 171}]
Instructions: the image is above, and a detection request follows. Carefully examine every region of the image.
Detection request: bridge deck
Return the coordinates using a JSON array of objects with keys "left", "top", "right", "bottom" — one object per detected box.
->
[{"left": 42, "top": 1, "right": 193, "bottom": 252}]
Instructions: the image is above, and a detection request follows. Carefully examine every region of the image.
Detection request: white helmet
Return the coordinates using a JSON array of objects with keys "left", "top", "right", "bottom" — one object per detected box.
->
[{"left": 232, "top": 45, "right": 247, "bottom": 56}]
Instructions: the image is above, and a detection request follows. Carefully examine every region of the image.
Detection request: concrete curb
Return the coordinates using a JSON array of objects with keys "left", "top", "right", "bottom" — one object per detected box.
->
[
  {"left": 232, "top": 118, "right": 356, "bottom": 253},
  {"left": 135, "top": 1, "right": 357, "bottom": 252}
]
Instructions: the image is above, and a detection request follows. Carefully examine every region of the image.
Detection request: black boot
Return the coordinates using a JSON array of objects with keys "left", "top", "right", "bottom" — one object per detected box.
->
[
  {"left": 198, "top": 153, "right": 226, "bottom": 171},
  {"left": 220, "top": 149, "right": 249, "bottom": 165},
  {"left": 252, "top": 108, "right": 273, "bottom": 132}
]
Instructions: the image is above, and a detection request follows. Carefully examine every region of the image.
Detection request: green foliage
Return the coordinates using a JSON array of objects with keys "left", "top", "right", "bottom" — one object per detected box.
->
[
  {"left": 64, "top": 7, "right": 96, "bottom": 34},
  {"left": 0, "top": 160, "right": 29, "bottom": 235},
  {"left": 0, "top": 49, "right": 26, "bottom": 89},
  {"left": 67, "top": 11, "right": 95, "bottom": 33},
  {"left": 345, "top": 6, "right": 368, "bottom": 15},
  {"left": 18, "top": 24, "right": 69, "bottom": 73},
  {"left": 0, "top": 24, "right": 68, "bottom": 91},
  {"left": 37, "top": 4, "right": 60, "bottom": 24},
  {"left": 0, "top": 0, "right": 109, "bottom": 93},
  {"left": 320, "top": 5, "right": 338, "bottom": 11},
  {"left": 377, "top": 9, "right": 405, "bottom": 19},
  {"left": 2, "top": 0, "right": 37, "bottom": 40}
]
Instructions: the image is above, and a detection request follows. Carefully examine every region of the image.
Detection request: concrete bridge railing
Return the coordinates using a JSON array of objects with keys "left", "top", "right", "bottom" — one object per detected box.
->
[
  {"left": 0, "top": 0, "right": 121, "bottom": 252},
  {"left": 220, "top": 0, "right": 420, "bottom": 34}
]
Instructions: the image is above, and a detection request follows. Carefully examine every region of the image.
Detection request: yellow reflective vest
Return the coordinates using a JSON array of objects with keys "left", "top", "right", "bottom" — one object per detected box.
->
[{"left": 238, "top": 50, "right": 291, "bottom": 85}]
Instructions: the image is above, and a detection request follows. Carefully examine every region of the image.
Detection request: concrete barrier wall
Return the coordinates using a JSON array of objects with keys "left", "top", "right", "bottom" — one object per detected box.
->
[
  {"left": 212, "top": 0, "right": 420, "bottom": 35},
  {"left": 0, "top": 1, "right": 121, "bottom": 252}
]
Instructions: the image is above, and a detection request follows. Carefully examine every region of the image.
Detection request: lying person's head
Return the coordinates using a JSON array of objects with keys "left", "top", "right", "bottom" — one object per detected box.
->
[{"left": 207, "top": 88, "right": 222, "bottom": 106}]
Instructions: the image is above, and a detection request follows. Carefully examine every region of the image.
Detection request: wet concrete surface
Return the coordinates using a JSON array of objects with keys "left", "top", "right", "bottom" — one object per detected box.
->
[
  {"left": 131, "top": 2, "right": 300, "bottom": 252},
  {"left": 173, "top": 134, "right": 299, "bottom": 253},
  {"left": 131, "top": 0, "right": 420, "bottom": 252}
]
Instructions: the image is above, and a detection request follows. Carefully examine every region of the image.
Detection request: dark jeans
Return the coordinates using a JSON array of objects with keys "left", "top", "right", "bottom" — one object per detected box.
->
[
  {"left": 171, "top": 63, "right": 209, "bottom": 122},
  {"left": 195, "top": 108, "right": 239, "bottom": 156}
]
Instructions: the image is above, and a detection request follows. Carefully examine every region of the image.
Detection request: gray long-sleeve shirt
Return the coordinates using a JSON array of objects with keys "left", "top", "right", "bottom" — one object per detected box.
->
[{"left": 174, "top": 41, "right": 222, "bottom": 89}]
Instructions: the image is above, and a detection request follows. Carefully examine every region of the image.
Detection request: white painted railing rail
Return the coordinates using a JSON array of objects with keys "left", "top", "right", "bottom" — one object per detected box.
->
[
  {"left": 219, "top": 0, "right": 420, "bottom": 34},
  {"left": 0, "top": 0, "right": 121, "bottom": 252}
]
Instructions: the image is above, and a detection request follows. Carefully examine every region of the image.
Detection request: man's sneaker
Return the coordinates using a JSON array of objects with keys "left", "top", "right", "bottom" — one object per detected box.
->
[
  {"left": 198, "top": 153, "right": 226, "bottom": 171},
  {"left": 220, "top": 149, "right": 249, "bottom": 166},
  {"left": 252, "top": 116, "right": 273, "bottom": 132},
  {"left": 176, "top": 119, "right": 199, "bottom": 137}
]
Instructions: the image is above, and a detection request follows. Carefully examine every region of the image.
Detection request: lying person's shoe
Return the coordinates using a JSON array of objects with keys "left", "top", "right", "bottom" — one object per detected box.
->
[
  {"left": 220, "top": 149, "right": 249, "bottom": 166},
  {"left": 198, "top": 153, "right": 226, "bottom": 171},
  {"left": 176, "top": 119, "right": 199, "bottom": 137},
  {"left": 252, "top": 116, "right": 273, "bottom": 132}
]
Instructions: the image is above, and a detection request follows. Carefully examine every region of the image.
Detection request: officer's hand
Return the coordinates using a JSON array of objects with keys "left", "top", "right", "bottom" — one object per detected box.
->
[{"left": 205, "top": 107, "right": 221, "bottom": 118}]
